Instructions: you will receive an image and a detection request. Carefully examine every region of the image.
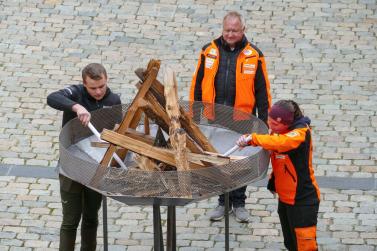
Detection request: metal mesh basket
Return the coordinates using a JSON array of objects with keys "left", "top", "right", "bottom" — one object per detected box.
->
[{"left": 59, "top": 101, "right": 270, "bottom": 206}]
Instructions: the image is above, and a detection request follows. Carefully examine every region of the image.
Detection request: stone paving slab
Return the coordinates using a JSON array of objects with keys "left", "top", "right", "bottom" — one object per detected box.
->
[
  {"left": 0, "top": 0, "right": 376, "bottom": 250},
  {"left": 0, "top": 0, "right": 376, "bottom": 177},
  {"left": 0, "top": 175, "right": 376, "bottom": 250}
]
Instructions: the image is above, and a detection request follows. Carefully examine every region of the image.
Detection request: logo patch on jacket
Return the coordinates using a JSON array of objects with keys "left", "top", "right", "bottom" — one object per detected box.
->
[
  {"left": 286, "top": 131, "right": 299, "bottom": 138},
  {"left": 209, "top": 48, "right": 218, "bottom": 56},
  {"left": 243, "top": 49, "right": 253, "bottom": 56},
  {"left": 275, "top": 155, "right": 286, "bottom": 159},
  {"left": 205, "top": 57, "right": 215, "bottom": 69},
  {"left": 243, "top": 63, "right": 255, "bottom": 74}
]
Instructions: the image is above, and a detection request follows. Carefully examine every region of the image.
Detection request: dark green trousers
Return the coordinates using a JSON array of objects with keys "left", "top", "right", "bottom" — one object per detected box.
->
[{"left": 59, "top": 175, "right": 102, "bottom": 251}]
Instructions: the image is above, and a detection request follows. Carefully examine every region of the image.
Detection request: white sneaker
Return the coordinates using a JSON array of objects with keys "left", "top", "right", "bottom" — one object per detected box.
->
[
  {"left": 233, "top": 207, "right": 249, "bottom": 223},
  {"left": 209, "top": 205, "right": 232, "bottom": 221}
]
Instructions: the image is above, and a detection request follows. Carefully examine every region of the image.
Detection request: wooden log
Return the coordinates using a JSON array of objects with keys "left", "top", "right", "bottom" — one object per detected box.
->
[{"left": 100, "top": 64, "right": 160, "bottom": 167}]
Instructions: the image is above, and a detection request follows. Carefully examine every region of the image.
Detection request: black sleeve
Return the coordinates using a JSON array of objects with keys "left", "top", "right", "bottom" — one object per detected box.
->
[
  {"left": 110, "top": 94, "right": 123, "bottom": 123},
  {"left": 254, "top": 59, "right": 269, "bottom": 124},
  {"left": 47, "top": 85, "right": 80, "bottom": 112},
  {"left": 194, "top": 53, "right": 205, "bottom": 101},
  {"left": 267, "top": 172, "right": 276, "bottom": 192}
]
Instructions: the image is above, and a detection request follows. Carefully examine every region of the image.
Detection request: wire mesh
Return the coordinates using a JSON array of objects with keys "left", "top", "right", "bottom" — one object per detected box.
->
[{"left": 59, "top": 101, "right": 270, "bottom": 206}]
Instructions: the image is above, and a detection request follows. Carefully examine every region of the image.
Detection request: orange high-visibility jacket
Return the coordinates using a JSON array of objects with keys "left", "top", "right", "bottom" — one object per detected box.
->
[
  {"left": 190, "top": 38, "right": 271, "bottom": 121},
  {"left": 250, "top": 119, "right": 320, "bottom": 206}
]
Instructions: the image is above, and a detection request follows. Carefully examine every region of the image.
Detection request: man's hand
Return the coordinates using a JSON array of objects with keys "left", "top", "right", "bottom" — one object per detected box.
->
[
  {"left": 72, "top": 104, "right": 91, "bottom": 126},
  {"left": 236, "top": 134, "right": 252, "bottom": 147}
]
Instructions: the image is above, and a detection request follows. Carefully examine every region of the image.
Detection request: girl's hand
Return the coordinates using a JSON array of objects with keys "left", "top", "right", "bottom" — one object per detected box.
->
[{"left": 236, "top": 134, "right": 252, "bottom": 147}]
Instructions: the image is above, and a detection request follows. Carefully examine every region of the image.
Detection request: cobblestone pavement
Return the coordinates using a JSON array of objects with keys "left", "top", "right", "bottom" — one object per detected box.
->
[
  {"left": 0, "top": 0, "right": 376, "bottom": 176},
  {"left": 0, "top": 0, "right": 377, "bottom": 250},
  {"left": 0, "top": 175, "right": 376, "bottom": 251}
]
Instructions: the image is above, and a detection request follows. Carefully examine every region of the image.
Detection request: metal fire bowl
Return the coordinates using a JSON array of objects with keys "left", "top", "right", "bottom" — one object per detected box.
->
[{"left": 59, "top": 102, "right": 270, "bottom": 206}]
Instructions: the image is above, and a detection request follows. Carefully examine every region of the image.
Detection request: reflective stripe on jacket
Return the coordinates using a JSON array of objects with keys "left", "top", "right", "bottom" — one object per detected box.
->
[
  {"left": 251, "top": 125, "right": 320, "bottom": 206},
  {"left": 190, "top": 38, "right": 271, "bottom": 121}
]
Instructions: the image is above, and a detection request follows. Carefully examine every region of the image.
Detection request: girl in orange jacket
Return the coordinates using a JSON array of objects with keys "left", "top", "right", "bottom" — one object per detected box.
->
[{"left": 237, "top": 100, "right": 320, "bottom": 251}]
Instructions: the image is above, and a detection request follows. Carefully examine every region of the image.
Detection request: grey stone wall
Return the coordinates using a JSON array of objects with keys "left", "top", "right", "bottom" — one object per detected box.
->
[{"left": 0, "top": 0, "right": 376, "bottom": 177}]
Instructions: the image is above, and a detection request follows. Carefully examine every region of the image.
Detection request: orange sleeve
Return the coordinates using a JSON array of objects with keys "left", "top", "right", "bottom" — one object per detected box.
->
[{"left": 250, "top": 128, "right": 307, "bottom": 153}]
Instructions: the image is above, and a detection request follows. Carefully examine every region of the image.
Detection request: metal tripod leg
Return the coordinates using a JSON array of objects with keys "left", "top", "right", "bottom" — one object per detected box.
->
[
  {"left": 153, "top": 205, "right": 164, "bottom": 251},
  {"left": 102, "top": 195, "right": 108, "bottom": 251},
  {"left": 167, "top": 205, "right": 176, "bottom": 251},
  {"left": 224, "top": 192, "right": 230, "bottom": 251}
]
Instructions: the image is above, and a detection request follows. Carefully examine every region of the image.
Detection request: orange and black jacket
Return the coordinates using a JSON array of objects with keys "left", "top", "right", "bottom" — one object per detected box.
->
[
  {"left": 190, "top": 36, "right": 271, "bottom": 122},
  {"left": 250, "top": 116, "right": 320, "bottom": 206}
]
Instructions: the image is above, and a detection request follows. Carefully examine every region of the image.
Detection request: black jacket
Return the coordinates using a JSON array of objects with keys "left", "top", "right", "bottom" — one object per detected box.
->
[{"left": 47, "top": 84, "right": 121, "bottom": 191}]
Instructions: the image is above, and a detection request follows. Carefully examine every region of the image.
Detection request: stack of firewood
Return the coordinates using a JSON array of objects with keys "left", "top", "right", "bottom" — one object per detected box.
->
[{"left": 96, "top": 59, "right": 233, "bottom": 172}]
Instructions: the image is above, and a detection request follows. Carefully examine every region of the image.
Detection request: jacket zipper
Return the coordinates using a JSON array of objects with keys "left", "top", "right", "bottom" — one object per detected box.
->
[
  {"left": 284, "top": 165, "right": 296, "bottom": 182},
  {"left": 223, "top": 54, "right": 231, "bottom": 105}
]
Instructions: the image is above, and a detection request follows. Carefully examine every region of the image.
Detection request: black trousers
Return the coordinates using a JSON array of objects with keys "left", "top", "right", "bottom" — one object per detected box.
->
[
  {"left": 278, "top": 201, "right": 319, "bottom": 251},
  {"left": 218, "top": 186, "right": 247, "bottom": 208},
  {"left": 59, "top": 175, "right": 102, "bottom": 251}
]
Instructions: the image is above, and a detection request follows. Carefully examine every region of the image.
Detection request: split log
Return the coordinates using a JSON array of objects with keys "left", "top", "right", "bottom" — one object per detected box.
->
[
  {"left": 163, "top": 67, "right": 189, "bottom": 170},
  {"left": 163, "top": 67, "right": 191, "bottom": 197}
]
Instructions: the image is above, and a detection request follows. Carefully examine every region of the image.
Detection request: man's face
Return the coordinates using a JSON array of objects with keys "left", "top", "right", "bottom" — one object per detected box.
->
[
  {"left": 83, "top": 74, "right": 107, "bottom": 101},
  {"left": 222, "top": 17, "right": 245, "bottom": 48}
]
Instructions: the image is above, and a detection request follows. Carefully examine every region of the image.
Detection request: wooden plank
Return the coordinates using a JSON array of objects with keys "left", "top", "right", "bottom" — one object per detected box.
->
[
  {"left": 187, "top": 152, "right": 230, "bottom": 166},
  {"left": 91, "top": 128, "right": 156, "bottom": 148},
  {"left": 100, "top": 64, "right": 159, "bottom": 167},
  {"left": 203, "top": 151, "right": 248, "bottom": 161},
  {"left": 101, "top": 129, "right": 204, "bottom": 169},
  {"left": 144, "top": 115, "right": 150, "bottom": 135},
  {"left": 90, "top": 141, "right": 110, "bottom": 148},
  {"left": 110, "top": 109, "right": 143, "bottom": 166}
]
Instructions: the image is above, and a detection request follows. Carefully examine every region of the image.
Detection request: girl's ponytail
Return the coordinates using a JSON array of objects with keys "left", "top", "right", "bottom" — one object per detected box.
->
[{"left": 288, "top": 100, "right": 303, "bottom": 121}]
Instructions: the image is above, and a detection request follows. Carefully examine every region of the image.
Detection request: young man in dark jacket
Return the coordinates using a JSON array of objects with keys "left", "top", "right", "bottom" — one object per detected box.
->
[
  {"left": 190, "top": 11, "right": 271, "bottom": 222},
  {"left": 47, "top": 63, "right": 121, "bottom": 251}
]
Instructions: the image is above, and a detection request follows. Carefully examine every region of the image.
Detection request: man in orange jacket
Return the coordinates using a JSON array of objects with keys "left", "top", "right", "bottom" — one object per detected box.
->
[{"left": 190, "top": 11, "right": 271, "bottom": 222}]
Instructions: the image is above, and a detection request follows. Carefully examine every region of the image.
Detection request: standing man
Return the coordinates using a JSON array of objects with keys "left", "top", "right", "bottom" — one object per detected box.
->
[
  {"left": 190, "top": 11, "right": 271, "bottom": 223},
  {"left": 47, "top": 63, "right": 121, "bottom": 250}
]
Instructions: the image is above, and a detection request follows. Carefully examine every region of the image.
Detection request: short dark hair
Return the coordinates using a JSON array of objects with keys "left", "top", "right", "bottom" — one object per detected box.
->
[{"left": 82, "top": 63, "right": 107, "bottom": 81}]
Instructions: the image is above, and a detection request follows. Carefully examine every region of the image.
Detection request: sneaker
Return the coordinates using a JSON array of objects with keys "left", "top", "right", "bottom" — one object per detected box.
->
[
  {"left": 233, "top": 207, "right": 249, "bottom": 223},
  {"left": 209, "top": 205, "right": 232, "bottom": 221}
]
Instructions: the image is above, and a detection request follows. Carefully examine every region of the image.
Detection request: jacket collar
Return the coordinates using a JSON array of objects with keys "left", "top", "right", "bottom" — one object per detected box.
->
[{"left": 289, "top": 116, "right": 311, "bottom": 130}]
